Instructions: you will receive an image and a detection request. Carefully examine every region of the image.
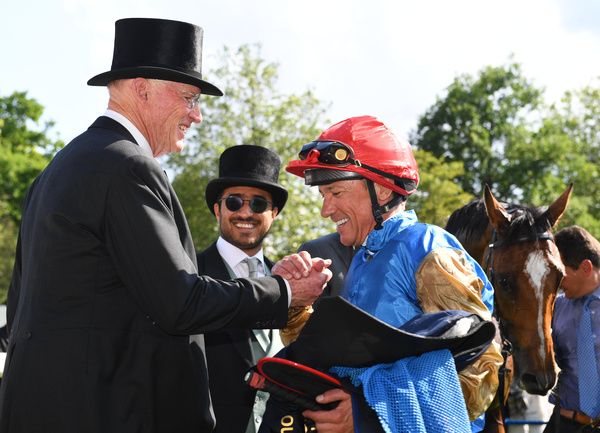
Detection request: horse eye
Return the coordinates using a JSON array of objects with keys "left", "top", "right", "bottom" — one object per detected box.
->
[{"left": 496, "top": 275, "right": 513, "bottom": 293}]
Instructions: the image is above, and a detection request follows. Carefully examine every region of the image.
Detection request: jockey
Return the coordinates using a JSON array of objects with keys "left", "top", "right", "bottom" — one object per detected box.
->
[{"left": 284, "top": 115, "right": 503, "bottom": 433}]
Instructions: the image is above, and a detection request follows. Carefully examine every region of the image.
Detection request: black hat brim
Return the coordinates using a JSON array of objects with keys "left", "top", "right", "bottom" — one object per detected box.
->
[
  {"left": 205, "top": 178, "right": 288, "bottom": 214},
  {"left": 286, "top": 296, "right": 496, "bottom": 371},
  {"left": 246, "top": 357, "right": 345, "bottom": 412},
  {"left": 87, "top": 66, "right": 223, "bottom": 96},
  {"left": 258, "top": 357, "right": 343, "bottom": 399}
]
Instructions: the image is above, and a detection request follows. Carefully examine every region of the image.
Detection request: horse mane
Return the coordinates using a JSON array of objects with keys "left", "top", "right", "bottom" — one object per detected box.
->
[{"left": 445, "top": 198, "right": 552, "bottom": 245}]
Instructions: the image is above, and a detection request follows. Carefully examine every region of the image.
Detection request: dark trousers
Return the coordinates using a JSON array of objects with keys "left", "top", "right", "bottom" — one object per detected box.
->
[{"left": 543, "top": 408, "right": 600, "bottom": 433}]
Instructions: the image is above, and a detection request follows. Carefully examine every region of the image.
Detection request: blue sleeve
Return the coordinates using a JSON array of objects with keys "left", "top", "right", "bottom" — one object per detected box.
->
[{"left": 591, "top": 297, "right": 600, "bottom": 380}]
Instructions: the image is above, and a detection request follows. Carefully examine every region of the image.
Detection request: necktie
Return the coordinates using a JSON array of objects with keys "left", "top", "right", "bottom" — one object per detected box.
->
[
  {"left": 244, "top": 257, "right": 261, "bottom": 278},
  {"left": 577, "top": 296, "right": 600, "bottom": 418}
]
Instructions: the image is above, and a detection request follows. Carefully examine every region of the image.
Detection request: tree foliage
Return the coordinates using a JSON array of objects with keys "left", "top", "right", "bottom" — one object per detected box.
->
[
  {"left": 0, "top": 92, "right": 62, "bottom": 224},
  {"left": 0, "top": 91, "right": 63, "bottom": 302},
  {"left": 411, "top": 62, "right": 600, "bottom": 238},
  {"left": 508, "top": 81, "right": 600, "bottom": 235},
  {"left": 167, "top": 45, "right": 334, "bottom": 258},
  {"left": 409, "top": 149, "right": 473, "bottom": 227},
  {"left": 0, "top": 219, "right": 17, "bottom": 304},
  {"left": 410, "top": 62, "right": 542, "bottom": 199},
  {"left": 4, "top": 56, "right": 599, "bottom": 304}
]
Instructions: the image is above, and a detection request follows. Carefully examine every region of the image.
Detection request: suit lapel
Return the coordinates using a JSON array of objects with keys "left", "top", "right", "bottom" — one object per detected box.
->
[{"left": 200, "top": 243, "right": 231, "bottom": 280}]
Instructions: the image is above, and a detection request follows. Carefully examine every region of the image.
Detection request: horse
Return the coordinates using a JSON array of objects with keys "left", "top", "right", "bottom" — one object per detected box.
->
[{"left": 445, "top": 184, "right": 572, "bottom": 433}]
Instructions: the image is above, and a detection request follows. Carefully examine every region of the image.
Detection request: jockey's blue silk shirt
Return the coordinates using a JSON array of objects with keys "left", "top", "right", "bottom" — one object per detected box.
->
[
  {"left": 341, "top": 210, "right": 494, "bottom": 433},
  {"left": 343, "top": 210, "right": 494, "bottom": 326}
]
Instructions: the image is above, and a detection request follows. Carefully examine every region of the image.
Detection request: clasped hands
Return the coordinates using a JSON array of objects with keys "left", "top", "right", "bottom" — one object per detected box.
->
[{"left": 272, "top": 251, "right": 332, "bottom": 307}]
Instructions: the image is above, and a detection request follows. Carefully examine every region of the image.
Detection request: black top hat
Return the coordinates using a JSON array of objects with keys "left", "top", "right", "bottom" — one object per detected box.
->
[
  {"left": 87, "top": 18, "right": 223, "bottom": 96},
  {"left": 286, "top": 296, "right": 496, "bottom": 372},
  {"left": 205, "top": 145, "right": 288, "bottom": 213}
]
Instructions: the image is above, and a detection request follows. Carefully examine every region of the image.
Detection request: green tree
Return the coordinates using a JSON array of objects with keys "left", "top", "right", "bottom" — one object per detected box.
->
[
  {"left": 0, "top": 218, "right": 17, "bottom": 304},
  {"left": 410, "top": 149, "right": 473, "bottom": 227},
  {"left": 0, "top": 92, "right": 62, "bottom": 224},
  {"left": 0, "top": 91, "right": 63, "bottom": 302},
  {"left": 167, "top": 45, "right": 334, "bottom": 258},
  {"left": 505, "top": 80, "right": 600, "bottom": 236},
  {"left": 411, "top": 61, "right": 600, "bottom": 239},
  {"left": 410, "top": 62, "right": 542, "bottom": 199}
]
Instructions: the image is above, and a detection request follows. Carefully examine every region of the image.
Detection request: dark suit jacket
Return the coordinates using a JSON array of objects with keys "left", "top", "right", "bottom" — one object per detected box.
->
[
  {"left": 198, "top": 243, "right": 275, "bottom": 433},
  {"left": 298, "top": 232, "right": 355, "bottom": 297},
  {"left": 0, "top": 117, "right": 288, "bottom": 433}
]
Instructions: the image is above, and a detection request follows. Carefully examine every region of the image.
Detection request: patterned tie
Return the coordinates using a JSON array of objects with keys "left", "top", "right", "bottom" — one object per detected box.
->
[
  {"left": 577, "top": 295, "right": 600, "bottom": 418},
  {"left": 244, "top": 257, "right": 261, "bottom": 278}
]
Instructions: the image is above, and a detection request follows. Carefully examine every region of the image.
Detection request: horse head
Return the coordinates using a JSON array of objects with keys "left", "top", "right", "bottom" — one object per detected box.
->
[{"left": 483, "top": 184, "right": 572, "bottom": 395}]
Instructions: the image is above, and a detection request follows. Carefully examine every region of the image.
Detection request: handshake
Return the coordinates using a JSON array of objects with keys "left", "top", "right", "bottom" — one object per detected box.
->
[{"left": 272, "top": 251, "right": 332, "bottom": 308}]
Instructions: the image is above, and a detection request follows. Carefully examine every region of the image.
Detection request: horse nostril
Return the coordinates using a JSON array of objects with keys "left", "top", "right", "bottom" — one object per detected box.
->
[
  {"left": 521, "top": 373, "right": 542, "bottom": 394},
  {"left": 521, "top": 372, "right": 555, "bottom": 395}
]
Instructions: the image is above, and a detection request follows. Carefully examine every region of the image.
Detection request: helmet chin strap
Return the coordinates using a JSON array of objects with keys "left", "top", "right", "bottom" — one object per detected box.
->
[{"left": 366, "top": 180, "right": 406, "bottom": 230}]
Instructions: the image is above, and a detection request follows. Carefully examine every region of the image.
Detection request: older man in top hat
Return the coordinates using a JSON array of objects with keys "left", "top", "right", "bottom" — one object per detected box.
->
[
  {"left": 198, "top": 144, "right": 292, "bottom": 433},
  {"left": 0, "top": 18, "right": 329, "bottom": 433}
]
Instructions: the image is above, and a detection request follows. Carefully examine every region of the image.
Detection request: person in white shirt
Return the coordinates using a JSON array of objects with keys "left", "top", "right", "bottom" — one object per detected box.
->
[{"left": 197, "top": 144, "right": 289, "bottom": 433}]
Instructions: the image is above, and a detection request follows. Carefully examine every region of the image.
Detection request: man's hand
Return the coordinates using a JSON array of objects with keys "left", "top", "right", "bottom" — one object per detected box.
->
[
  {"left": 272, "top": 251, "right": 315, "bottom": 279},
  {"left": 272, "top": 252, "right": 332, "bottom": 307},
  {"left": 303, "top": 388, "right": 354, "bottom": 433}
]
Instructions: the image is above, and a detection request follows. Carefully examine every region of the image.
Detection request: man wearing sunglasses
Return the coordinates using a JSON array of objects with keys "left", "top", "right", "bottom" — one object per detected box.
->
[
  {"left": 197, "top": 144, "right": 291, "bottom": 433},
  {"left": 277, "top": 115, "right": 502, "bottom": 433}
]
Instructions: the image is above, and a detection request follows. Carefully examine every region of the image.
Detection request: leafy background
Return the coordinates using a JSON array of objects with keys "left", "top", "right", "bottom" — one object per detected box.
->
[{"left": 1, "top": 45, "right": 599, "bottom": 301}]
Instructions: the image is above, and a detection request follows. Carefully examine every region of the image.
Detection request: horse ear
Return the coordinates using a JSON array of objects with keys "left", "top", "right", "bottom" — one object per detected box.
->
[
  {"left": 543, "top": 183, "right": 573, "bottom": 229},
  {"left": 483, "top": 184, "right": 511, "bottom": 232}
]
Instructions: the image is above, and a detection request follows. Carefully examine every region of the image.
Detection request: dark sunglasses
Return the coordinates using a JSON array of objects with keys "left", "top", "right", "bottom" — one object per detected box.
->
[
  {"left": 220, "top": 195, "right": 273, "bottom": 213},
  {"left": 298, "top": 140, "right": 354, "bottom": 166}
]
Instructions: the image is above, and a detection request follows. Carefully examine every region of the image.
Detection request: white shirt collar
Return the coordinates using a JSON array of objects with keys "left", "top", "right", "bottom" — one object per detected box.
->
[
  {"left": 103, "top": 109, "right": 154, "bottom": 159},
  {"left": 216, "top": 237, "right": 265, "bottom": 277}
]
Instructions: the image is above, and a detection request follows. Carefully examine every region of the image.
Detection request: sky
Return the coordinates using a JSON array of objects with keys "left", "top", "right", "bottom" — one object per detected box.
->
[{"left": 3, "top": 0, "right": 600, "bottom": 144}]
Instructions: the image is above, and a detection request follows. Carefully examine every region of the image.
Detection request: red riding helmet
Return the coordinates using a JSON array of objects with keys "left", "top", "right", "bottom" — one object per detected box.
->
[{"left": 286, "top": 115, "right": 419, "bottom": 196}]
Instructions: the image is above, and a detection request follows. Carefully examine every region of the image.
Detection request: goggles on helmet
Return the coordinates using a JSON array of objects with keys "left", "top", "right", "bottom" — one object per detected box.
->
[
  {"left": 299, "top": 140, "right": 354, "bottom": 166},
  {"left": 298, "top": 140, "right": 416, "bottom": 192}
]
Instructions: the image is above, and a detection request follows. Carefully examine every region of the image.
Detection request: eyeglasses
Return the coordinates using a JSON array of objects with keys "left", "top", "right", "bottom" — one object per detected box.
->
[
  {"left": 179, "top": 90, "right": 201, "bottom": 110},
  {"left": 298, "top": 140, "right": 354, "bottom": 166},
  {"left": 219, "top": 195, "right": 273, "bottom": 213}
]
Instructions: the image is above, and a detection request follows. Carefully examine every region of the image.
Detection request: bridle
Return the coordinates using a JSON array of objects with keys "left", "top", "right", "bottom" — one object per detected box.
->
[
  {"left": 483, "top": 227, "right": 556, "bottom": 408},
  {"left": 484, "top": 229, "right": 555, "bottom": 294},
  {"left": 484, "top": 228, "right": 556, "bottom": 334}
]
